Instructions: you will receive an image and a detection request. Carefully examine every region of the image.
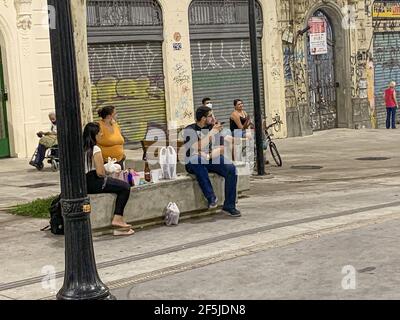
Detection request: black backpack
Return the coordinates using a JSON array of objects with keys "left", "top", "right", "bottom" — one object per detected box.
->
[{"left": 41, "top": 195, "right": 64, "bottom": 235}]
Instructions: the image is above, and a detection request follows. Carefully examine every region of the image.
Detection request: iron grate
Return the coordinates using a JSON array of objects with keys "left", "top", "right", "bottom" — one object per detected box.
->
[
  {"left": 290, "top": 165, "right": 323, "bottom": 170},
  {"left": 356, "top": 157, "right": 390, "bottom": 161},
  {"left": 19, "top": 183, "right": 57, "bottom": 188}
]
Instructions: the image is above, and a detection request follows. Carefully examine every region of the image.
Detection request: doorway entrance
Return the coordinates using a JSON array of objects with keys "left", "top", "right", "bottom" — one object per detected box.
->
[
  {"left": 307, "top": 10, "right": 337, "bottom": 131},
  {"left": 0, "top": 47, "right": 10, "bottom": 158}
]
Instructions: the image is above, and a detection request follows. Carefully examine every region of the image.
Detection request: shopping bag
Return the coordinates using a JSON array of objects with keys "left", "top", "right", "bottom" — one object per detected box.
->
[
  {"left": 104, "top": 157, "right": 121, "bottom": 174},
  {"left": 111, "top": 170, "right": 125, "bottom": 182},
  {"left": 164, "top": 202, "right": 180, "bottom": 226},
  {"left": 166, "top": 146, "right": 177, "bottom": 179},
  {"left": 159, "top": 146, "right": 168, "bottom": 180}
]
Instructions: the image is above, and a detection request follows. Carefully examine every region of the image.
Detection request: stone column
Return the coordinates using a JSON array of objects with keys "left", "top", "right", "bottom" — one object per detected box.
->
[
  {"left": 159, "top": 0, "right": 194, "bottom": 130},
  {"left": 70, "top": 0, "right": 93, "bottom": 127},
  {"left": 14, "top": 0, "right": 41, "bottom": 156},
  {"left": 259, "top": 0, "right": 287, "bottom": 138}
]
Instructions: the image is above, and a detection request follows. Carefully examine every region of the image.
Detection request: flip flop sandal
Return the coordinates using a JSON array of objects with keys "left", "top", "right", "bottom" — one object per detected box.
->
[
  {"left": 111, "top": 224, "right": 132, "bottom": 230},
  {"left": 113, "top": 229, "right": 135, "bottom": 236}
]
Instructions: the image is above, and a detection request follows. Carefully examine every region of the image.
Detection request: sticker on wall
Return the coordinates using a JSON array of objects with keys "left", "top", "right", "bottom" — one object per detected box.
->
[
  {"left": 173, "top": 32, "right": 182, "bottom": 42},
  {"left": 173, "top": 43, "right": 182, "bottom": 51}
]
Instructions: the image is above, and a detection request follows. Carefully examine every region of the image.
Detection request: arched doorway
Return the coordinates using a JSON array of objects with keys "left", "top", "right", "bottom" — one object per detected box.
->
[
  {"left": 189, "top": 0, "right": 265, "bottom": 123},
  {"left": 0, "top": 46, "right": 10, "bottom": 158},
  {"left": 306, "top": 10, "right": 337, "bottom": 131}
]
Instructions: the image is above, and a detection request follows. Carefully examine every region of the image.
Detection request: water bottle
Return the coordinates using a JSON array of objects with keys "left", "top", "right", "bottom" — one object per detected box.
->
[{"left": 127, "top": 169, "right": 133, "bottom": 186}]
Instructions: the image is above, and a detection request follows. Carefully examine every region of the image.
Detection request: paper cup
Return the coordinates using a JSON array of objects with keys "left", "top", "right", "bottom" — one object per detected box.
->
[
  {"left": 151, "top": 169, "right": 162, "bottom": 183},
  {"left": 133, "top": 175, "right": 141, "bottom": 186}
]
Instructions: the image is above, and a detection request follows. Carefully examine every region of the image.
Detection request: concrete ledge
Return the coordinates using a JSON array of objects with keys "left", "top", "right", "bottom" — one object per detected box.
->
[{"left": 89, "top": 162, "right": 250, "bottom": 230}]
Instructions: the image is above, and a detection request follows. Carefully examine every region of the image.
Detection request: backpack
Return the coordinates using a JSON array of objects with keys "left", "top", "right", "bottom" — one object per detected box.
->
[{"left": 41, "top": 195, "right": 64, "bottom": 235}]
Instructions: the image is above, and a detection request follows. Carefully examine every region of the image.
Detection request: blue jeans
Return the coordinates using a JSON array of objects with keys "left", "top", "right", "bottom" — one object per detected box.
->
[
  {"left": 185, "top": 155, "right": 238, "bottom": 211},
  {"left": 34, "top": 143, "right": 47, "bottom": 166},
  {"left": 386, "top": 107, "right": 397, "bottom": 129}
]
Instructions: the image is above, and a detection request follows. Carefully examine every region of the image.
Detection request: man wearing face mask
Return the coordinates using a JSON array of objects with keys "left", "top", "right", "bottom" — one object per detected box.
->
[
  {"left": 183, "top": 106, "right": 241, "bottom": 217},
  {"left": 202, "top": 97, "right": 216, "bottom": 126},
  {"left": 29, "top": 112, "right": 58, "bottom": 170}
]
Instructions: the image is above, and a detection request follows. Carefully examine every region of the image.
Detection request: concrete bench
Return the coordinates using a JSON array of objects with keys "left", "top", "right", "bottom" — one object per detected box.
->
[{"left": 89, "top": 162, "right": 250, "bottom": 231}]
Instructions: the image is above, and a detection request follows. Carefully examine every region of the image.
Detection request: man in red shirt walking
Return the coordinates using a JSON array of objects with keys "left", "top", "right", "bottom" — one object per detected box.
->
[{"left": 384, "top": 81, "right": 398, "bottom": 129}]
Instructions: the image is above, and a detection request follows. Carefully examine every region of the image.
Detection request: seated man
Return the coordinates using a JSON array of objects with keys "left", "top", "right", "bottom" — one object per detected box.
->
[
  {"left": 29, "top": 112, "right": 58, "bottom": 170},
  {"left": 183, "top": 106, "right": 241, "bottom": 217}
]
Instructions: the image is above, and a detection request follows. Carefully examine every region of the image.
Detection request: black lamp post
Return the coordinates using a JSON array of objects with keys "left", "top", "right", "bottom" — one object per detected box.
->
[
  {"left": 48, "top": 0, "right": 114, "bottom": 300},
  {"left": 248, "top": 0, "right": 265, "bottom": 176}
]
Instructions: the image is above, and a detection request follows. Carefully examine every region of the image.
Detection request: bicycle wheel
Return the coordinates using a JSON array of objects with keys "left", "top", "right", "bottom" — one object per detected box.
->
[{"left": 269, "top": 142, "right": 282, "bottom": 167}]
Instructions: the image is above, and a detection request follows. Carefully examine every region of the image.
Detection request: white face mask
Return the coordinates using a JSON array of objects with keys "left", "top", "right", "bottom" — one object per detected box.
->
[{"left": 206, "top": 103, "right": 213, "bottom": 109}]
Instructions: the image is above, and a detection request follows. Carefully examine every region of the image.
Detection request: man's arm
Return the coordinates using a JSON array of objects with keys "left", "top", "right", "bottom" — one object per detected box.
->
[{"left": 191, "top": 124, "right": 222, "bottom": 153}]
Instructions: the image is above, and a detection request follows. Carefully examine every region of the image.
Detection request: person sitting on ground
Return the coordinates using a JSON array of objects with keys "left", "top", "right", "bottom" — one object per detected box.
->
[
  {"left": 96, "top": 106, "right": 126, "bottom": 169},
  {"left": 29, "top": 112, "right": 58, "bottom": 170},
  {"left": 183, "top": 106, "right": 241, "bottom": 217},
  {"left": 83, "top": 122, "right": 134, "bottom": 236}
]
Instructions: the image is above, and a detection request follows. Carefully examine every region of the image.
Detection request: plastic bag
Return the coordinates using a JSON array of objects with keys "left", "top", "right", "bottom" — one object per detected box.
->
[
  {"left": 159, "top": 146, "right": 177, "bottom": 180},
  {"left": 159, "top": 147, "right": 168, "bottom": 179},
  {"left": 164, "top": 202, "right": 180, "bottom": 226},
  {"left": 104, "top": 157, "right": 121, "bottom": 174},
  {"left": 166, "top": 146, "right": 177, "bottom": 179}
]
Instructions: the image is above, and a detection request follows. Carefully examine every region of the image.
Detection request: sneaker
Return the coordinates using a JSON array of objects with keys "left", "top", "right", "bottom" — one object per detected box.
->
[
  {"left": 208, "top": 197, "right": 218, "bottom": 209},
  {"left": 29, "top": 161, "right": 43, "bottom": 171},
  {"left": 222, "top": 208, "right": 241, "bottom": 217}
]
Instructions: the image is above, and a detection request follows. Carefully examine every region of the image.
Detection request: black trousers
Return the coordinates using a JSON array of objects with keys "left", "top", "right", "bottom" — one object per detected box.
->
[{"left": 86, "top": 171, "right": 131, "bottom": 216}]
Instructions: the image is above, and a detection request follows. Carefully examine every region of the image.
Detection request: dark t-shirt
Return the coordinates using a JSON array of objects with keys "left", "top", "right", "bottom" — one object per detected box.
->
[{"left": 183, "top": 123, "right": 212, "bottom": 158}]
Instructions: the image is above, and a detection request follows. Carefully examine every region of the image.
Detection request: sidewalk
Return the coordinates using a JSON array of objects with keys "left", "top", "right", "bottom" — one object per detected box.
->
[{"left": 1, "top": 128, "right": 400, "bottom": 300}]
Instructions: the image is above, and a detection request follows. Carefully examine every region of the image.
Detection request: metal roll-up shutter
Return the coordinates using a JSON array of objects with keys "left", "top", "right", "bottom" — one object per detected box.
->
[
  {"left": 88, "top": 42, "right": 166, "bottom": 143},
  {"left": 189, "top": 0, "right": 265, "bottom": 124},
  {"left": 373, "top": 32, "right": 400, "bottom": 128},
  {"left": 190, "top": 38, "right": 265, "bottom": 124},
  {"left": 87, "top": 0, "right": 166, "bottom": 144}
]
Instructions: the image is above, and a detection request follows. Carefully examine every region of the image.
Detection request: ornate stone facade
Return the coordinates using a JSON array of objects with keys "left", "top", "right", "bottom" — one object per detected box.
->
[
  {"left": 279, "top": 0, "right": 374, "bottom": 136},
  {"left": 14, "top": 0, "right": 33, "bottom": 31},
  {"left": 0, "top": 0, "right": 54, "bottom": 158}
]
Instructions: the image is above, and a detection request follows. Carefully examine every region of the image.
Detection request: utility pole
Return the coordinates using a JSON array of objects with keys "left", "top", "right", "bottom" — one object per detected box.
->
[
  {"left": 248, "top": 0, "right": 265, "bottom": 175},
  {"left": 48, "top": 0, "right": 114, "bottom": 300}
]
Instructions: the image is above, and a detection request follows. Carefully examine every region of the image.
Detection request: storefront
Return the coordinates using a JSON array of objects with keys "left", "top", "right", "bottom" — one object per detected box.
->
[
  {"left": 87, "top": 0, "right": 167, "bottom": 143},
  {"left": 189, "top": 0, "right": 265, "bottom": 123},
  {"left": 373, "top": 1, "right": 400, "bottom": 127}
]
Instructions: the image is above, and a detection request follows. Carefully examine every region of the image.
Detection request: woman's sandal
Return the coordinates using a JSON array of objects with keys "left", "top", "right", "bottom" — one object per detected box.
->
[
  {"left": 111, "top": 223, "right": 132, "bottom": 230},
  {"left": 113, "top": 228, "right": 135, "bottom": 236}
]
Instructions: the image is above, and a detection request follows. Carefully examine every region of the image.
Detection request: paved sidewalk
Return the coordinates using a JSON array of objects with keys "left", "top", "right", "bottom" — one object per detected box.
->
[{"left": 1, "top": 128, "right": 400, "bottom": 299}]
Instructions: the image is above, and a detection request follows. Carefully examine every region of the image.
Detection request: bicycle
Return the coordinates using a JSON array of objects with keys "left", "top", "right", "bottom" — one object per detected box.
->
[{"left": 263, "top": 115, "right": 283, "bottom": 167}]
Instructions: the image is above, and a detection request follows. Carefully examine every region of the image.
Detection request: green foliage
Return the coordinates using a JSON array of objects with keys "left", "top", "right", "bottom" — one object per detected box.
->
[{"left": 9, "top": 196, "right": 56, "bottom": 219}]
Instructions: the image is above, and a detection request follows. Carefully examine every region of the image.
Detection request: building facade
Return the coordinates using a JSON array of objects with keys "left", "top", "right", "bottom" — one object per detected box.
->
[
  {"left": 0, "top": 0, "right": 380, "bottom": 158},
  {"left": 372, "top": 0, "right": 400, "bottom": 128},
  {"left": 0, "top": 0, "right": 54, "bottom": 158},
  {"left": 280, "top": 0, "right": 375, "bottom": 136},
  {"left": 86, "top": 0, "right": 287, "bottom": 145}
]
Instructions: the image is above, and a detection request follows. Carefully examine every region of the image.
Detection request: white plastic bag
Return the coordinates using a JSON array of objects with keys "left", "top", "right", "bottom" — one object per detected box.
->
[
  {"left": 104, "top": 157, "right": 121, "bottom": 174},
  {"left": 166, "top": 146, "right": 177, "bottom": 179},
  {"left": 159, "top": 146, "right": 177, "bottom": 180},
  {"left": 159, "top": 147, "right": 168, "bottom": 179},
  {"left": 164, "top": 202, "right": 180, "bottom": 226}
]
